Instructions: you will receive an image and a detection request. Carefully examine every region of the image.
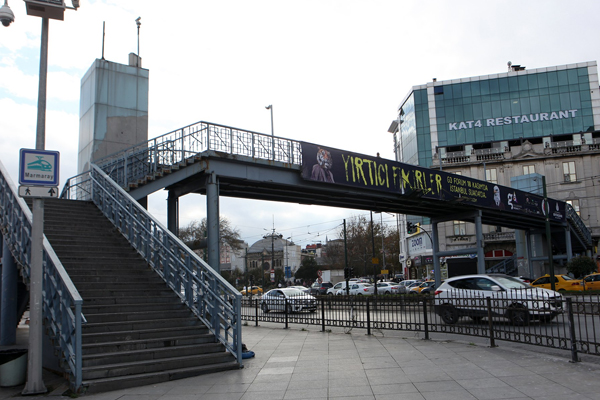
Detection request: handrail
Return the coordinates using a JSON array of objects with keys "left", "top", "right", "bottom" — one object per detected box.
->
[
  {"left": 0, "top": 160, "right": 84, "bottom": 391},
  {"left": 566, "top": 204, "right": 592, "bottom": 247},
  {"left": 62, "top": 165, "right": 243, "bottom": 367},
  {"left": 94, "top": 121, "right": 302, "bottom": 189}
]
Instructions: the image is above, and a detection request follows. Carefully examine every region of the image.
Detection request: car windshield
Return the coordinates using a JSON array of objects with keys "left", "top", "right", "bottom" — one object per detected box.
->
[
  {"left": 493, "top": 275, "right": 530, "bottom": 289},
  {"left": 560, "top": 275, "right": 575, "bottom": 281},
  {"left": 281, "top": 288, "right": 305, "bottom": 297}
]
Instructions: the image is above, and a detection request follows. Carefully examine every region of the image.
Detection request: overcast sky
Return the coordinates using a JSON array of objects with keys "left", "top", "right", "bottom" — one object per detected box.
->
[{"left": 1, "top": 0, "right": 599, "bottom": 247}]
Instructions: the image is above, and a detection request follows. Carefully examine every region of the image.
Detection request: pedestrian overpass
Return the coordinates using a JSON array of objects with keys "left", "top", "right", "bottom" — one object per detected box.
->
[{"left": 94, "top": 121, "right": 592, "bottom": 274}]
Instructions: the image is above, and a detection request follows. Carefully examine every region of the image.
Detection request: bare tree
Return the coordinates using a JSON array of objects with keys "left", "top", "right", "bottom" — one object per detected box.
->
[{"left": 179, "top": 217, "right": 243, "bottom": 253}]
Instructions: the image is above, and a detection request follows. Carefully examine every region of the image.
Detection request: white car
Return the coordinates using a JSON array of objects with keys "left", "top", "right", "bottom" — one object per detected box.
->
[
  {"left": 260, "top": 288, "right": 317, "bottom": 313},
  {"left": 348, "top": 283, "right": 375, "bottom": 295},
  {"left": 289, "top": 285, "right": 310, "bottom": 294},
  {"left": 434, "top": 274, "right": 564, "bottom": 326},
  {"left": 328, "top": 281, "right": 351, "bottom": 295},
  {"left": 376, "top": 282, "right": 400, "bottom": 295}
]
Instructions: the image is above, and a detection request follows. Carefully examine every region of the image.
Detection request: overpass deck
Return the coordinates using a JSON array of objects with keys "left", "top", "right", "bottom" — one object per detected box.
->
[{"left": 95, "top": 121, "right": 591, "bottom": 253}]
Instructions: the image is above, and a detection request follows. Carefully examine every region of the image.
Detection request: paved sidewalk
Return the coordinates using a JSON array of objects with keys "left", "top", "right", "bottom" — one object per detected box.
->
[{"left": 2, "top": 323, "right": 600, "bottom": 399}]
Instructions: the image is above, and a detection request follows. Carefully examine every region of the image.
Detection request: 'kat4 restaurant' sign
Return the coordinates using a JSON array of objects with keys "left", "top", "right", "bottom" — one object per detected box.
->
[{"left": 300, "top": 142, "right": 565, "bottom": 223}]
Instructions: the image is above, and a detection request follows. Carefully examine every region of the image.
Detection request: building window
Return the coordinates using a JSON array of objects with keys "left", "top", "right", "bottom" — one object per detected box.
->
[
  {"left": 486, "top": 168, "right": 497, "bottom": 184},
  {"left": 567, "top": 199, "right": 580, "bottom": 216},
  {"left": 523, "top": 165, "right": 535, "bottom": 175},
  {"left": 563, "top": 161, "right": 576, "bottom": 182},
  {"left": 453, "top": 221, "right": 466, "bottom": 235}
]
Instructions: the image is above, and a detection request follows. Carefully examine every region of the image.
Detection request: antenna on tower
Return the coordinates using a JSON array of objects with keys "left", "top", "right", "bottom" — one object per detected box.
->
[
  {"left": 101, "top": 21, "right": 105, "bottom": 60},
  {"left": 135, "top": 17, "right": 141, "bottom": 67}
]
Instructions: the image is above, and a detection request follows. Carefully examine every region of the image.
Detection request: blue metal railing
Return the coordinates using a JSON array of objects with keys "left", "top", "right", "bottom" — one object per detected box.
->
[
  {"left": 0, "top": 160, "right": 83, "bottom": 391},
  {"left": 62, "top": 165, "right": 243, "bottom": 367},
  {"left": 95, "top": 121, "right": 302, "bottom": 189}
]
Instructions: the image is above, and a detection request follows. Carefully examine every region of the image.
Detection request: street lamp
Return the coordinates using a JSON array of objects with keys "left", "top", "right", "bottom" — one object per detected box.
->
[
  {"left": 19, "top": 0, "right": 79, "bottom": 394},
  {"left": 265, "top": 104, "right": 274, "bottom": 136}
]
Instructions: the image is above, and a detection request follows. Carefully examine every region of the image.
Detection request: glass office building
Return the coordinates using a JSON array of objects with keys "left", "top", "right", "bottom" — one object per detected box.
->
[
  {"left": 392, "top": 61, "right": 600, "bottom": 280},
  {"left": 395, "top": 62, "right": 600, "bottom": 167}
]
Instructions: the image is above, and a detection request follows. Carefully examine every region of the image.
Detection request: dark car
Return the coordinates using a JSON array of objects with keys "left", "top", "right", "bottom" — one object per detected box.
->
[{"left": 309, "top": 281, "right": 333, "bottom": 296}]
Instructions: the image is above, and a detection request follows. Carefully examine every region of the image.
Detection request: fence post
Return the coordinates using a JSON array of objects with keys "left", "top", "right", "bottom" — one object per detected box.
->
[
  {"left": 566, "top": 297, "right": 579, "bottom": 363},
  {"left": 366, "top": 298, "right": 371, "bottom": 336},
  {"left": 321, "top": 299, "right": 326, "bottom": 332},
  {"left": 254, "top": 298, "right": 259, "bottom": 327},
  {"left": 284, "top": 298, "right": 289, "bottom": 329},
  {"left": 486, "top": 297, "right": 496, "bottom": 348},
  {"left": 422, "top": 298, "right": 429, "bottom": 340}
]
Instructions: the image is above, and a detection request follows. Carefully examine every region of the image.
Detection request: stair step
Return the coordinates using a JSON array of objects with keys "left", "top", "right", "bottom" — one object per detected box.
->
[
  {"left": 82, "top": 334, "right": 214, "bottom": 355},
  {"left": 82, "top": 317, "right": 203, "bottom": 334},
  {"left": 82, "top": 325, "right": 210, "bottom": 344},
  {"left": 82, "top": 342, "right": 223, "bottom": 366},
  {"left": 82, "top": 360, "right": 239, "bottom": 394},
  {"left": 81, "top": 295, "right": 179, "bottom": 306},
  {"left": 82, "top": 351, "right": 235, "bottom": 380},
  {"left": 84, "top": 309, "right": 192, "bottom": 324},
  {"left": 82, "top": 302, "right": 184, "bottom": 314}
]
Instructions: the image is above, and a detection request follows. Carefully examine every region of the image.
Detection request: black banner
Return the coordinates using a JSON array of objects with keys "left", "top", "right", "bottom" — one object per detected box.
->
[{"left": 300, "top": 142, "right": 565, "bottom": 222}]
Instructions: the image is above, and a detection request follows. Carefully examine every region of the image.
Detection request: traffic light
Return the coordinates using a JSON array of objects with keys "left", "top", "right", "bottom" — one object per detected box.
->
[
  {"left": 350, "top": 266, "right": 354, "bottom": 277},
  {"left": 344, "top": 267, "right": 349, "bottom": 280},
  {"left": 406, "top": 222, "right": 416, "bottom": 234}
]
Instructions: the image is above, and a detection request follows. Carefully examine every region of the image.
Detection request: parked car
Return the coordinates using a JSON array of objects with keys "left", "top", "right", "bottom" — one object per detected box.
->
[
  {"left": 583, "top": 273, "right": 600, "bottom": 291},
  {"left": 241, "top": 286, "right": 263, "bottom": 296},
  {"left": 376, "top": 282, "right": 400, "bottom": 294},
  {"left": 434, "top": 274, "right": 563, "bottom": 325},
  {"left": 409, "top": 280, "right": 436, "bottom": 294},
  {"left": 289, "top": 285, "right": 310, "bottom": 294},
  {"left": 328, "top": 281, "right": 350, "bottom": 295},
  {"left": 348, "top": 283, "right": 375, "bottom": 295},
  {"left": 309, "top": 281, "right": 333, "bottom": 296},
  {"left": 260, "top": 288, "right": 317, "bottom": 313},
  {"left": 530, "top": 274, "right": 584, "bottom": 292},
  {"left": 397, "top": 279, "right": 420, "bottom": 294}
]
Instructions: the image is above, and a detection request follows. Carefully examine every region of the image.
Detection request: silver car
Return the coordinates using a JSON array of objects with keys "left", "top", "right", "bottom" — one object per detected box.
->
[{"left": 260, "top": 288, "right": 317, "bottom": 313}]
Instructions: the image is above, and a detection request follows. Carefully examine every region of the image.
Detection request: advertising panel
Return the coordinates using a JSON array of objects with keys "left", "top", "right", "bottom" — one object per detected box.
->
[{"left": 300, "top": 142, "right": 565, "bottom": 222}]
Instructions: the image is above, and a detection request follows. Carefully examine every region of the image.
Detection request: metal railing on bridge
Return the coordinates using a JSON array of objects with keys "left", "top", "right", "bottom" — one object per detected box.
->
[
  {"left": 61, "top": 165, "right": 243, "bottom": 369},
  {"left": 95, "top": 121, "right": 302, "bottom": 190},
  {"left": 0, "top": 160, "right": 84, "bottom": 391}
]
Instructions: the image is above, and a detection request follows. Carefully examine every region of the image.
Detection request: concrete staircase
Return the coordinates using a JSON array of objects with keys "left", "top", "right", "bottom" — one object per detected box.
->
[{"left": 40, "top": 199, "right": 238, "bottom": 393}]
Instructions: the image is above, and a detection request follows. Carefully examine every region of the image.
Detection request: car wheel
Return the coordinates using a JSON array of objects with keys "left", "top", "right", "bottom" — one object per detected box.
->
[
  {"left": 508, "top": 304, "right": 530, "bottom": 326},
  {"left": 261, "top": 303, "right": 269, "bottom": 313},
  {"left": 440, "top": 304, "right": 459, "bottom": 325},
  {"left": 385, "top": 291, "right": 391, "bottom": 295},
  {"left": 558, "top": 289, "right": 566, "bottom": 292},
  {"left": 286, "top": 304, "right": 293, "bottom": 314},
  {"left": 470, "top": 316, "right": 483, "bottom": 323}
]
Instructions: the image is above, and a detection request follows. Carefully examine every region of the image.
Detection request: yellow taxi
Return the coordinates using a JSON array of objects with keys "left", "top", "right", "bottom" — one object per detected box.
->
[
  {"left": 582, "top": 273, "right": 600, "bottom": 291},
  {"left": 408, "top": 280, "right": 436, "bottom": 294},
  {"left": 241, "top": 286, "right": 263, "bottom": 296},
  {"left": 530, "top": 274, "right": 584, "bottom": 292}
]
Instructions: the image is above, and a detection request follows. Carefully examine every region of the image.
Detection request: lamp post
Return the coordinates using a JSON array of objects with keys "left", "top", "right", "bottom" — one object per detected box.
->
[
  {"left": 19, "top": 1, "right": 79, "bottom": 394},
  {"left": 265, "top": 104, "right": 274, "bottom": 136}
]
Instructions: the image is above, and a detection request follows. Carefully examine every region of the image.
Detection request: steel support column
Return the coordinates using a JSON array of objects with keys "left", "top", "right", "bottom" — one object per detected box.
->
[
  {"left": 432, "top": 220, "right": 442, "bottom": 288},
  {"left": 565, "top": 227, "right": 573, "bottom": 262},
  {"left": 167, "top": 190, "right": 179, "bottom": 236},
  {"left": 206, "top": 172, "right": 220, "bottom": 273},
  {"left": 475, "top": 212, "right": 486, "bottom": 274}
]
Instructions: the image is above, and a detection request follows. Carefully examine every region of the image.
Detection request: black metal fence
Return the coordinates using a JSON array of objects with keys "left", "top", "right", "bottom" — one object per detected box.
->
[{"left": 240, "top": 293, "right": 600, "bottom": 362}]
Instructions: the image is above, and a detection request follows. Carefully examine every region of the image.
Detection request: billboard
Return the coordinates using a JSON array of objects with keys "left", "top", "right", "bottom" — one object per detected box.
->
[{"left": 300, "top": 142, "right": 565, "bottom": 222}]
